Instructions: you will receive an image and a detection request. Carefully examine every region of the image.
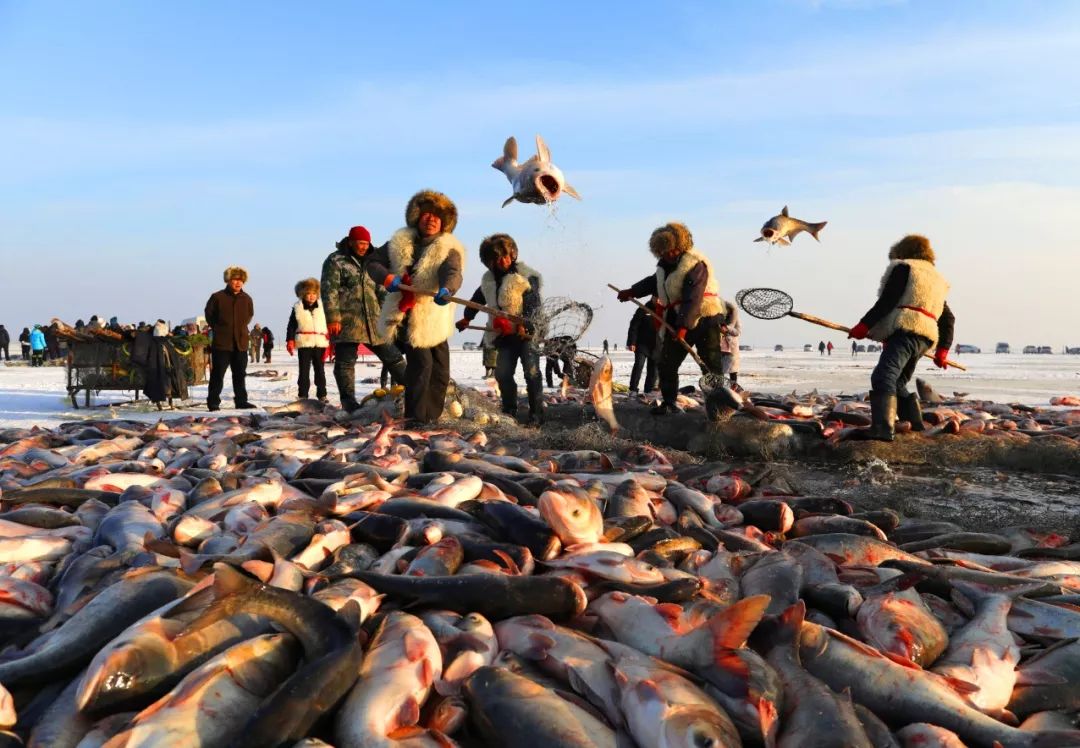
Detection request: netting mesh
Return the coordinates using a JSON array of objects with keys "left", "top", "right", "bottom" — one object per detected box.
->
[
  {"left": 737, "top": 288, "right": 794, "bottom": 320},
  {"left": 536, "top": 297, "right": 593, "bottom": 354}
]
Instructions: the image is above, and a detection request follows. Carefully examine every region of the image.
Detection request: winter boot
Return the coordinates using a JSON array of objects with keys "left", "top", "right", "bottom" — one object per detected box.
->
[
  {"left": 897, "top": 393, "right": 925, "bottom": 432},
  {"left": 651, "top": 400, "right": 683, "bottom": 416},
  {"left": 866, "top": 391, "right": 897, "bottom": 441}
]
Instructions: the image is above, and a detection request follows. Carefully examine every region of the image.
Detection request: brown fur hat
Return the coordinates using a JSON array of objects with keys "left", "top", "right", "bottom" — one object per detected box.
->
[
  {"left": 479, "top": 233, "right": 518, "bottom": 269},
  {"left": 889, "top": 234, "right": 935, "bottom": 264},
  {"left": 406, "top": 190, "right": 458, "bottom": 233},
  {"left": 223, "top": 265, "right": 248, "bottom": 283},
  {"left": 648, "top": 222, "right": 694, "bottom": 259},
  {"left": 294, "top": 277, "right": 320, "bottom": 298}
]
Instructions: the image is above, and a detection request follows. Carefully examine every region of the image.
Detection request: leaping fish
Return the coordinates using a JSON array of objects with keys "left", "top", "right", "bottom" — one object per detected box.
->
[{"left": 492, "top": 135, "right": 582, "bottom": 208}]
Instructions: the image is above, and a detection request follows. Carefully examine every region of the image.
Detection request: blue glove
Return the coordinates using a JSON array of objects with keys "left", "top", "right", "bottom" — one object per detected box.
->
[
  {"left": 385, "top": 275, "right": 402, "bottom": 292},
  {"left": 433, "top": 287, "right": 451, "bottom": 306}
]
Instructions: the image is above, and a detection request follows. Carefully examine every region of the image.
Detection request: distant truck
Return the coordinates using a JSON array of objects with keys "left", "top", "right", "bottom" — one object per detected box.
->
[
  {"left": 955, "top": 344, "right": 981, "bottom": 354},
  {"left": 803, "top": 344, "right": 813, "bottom": 352},
  {"left": 774, "top": 345, "right": 784, "bottom": 352},
  {"left": 1065, "top": 346, "right": 1080, "bottom": 355},
  {"left": 995, "top": 342, "right": 1010, "bottom": 354},
  {"left": 1023, "top": 345, "right": 1037, "bottom": 354},
  {"left": 739, "top": 344, "right": 753, "bottom": 352}
]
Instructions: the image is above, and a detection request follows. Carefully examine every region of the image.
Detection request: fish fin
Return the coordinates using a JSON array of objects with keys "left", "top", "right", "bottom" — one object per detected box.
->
[
  {"left": 501, "top": 196, "right": 515, "bottom": 208},
  {"left": 178, "top": 548, "right": 206, "bottom": 576},
  {"left": 754, "top": 236, "right": 766, "bottom": 242},
  {"left": 712, "top": 649, "right": 751, "bottom": 690},
  {"left": 778, "top": 237, "right": 791, "bottom": 246},
  {"left": 492, "top": 136, "right": 517, "bottom": 172},
  {"left": 655, "top": 602, "right": 684, "bottom": 628},
  {"left": 781, "top": 206, "right": 789, "bottom": 216},
  {"left": 403, "top": 630, "right": 429, "bottom": 662},
  {"left": 808, "top": 221, "right": 827, "bottom": 241},
  {"left": 943, "top": 675, "right": 980, "bottom": 694},
  {"left": 535, "top": 134, "right": 551, "bottom": 163},
  {"left": 758, "top": 696, "right": 780, "bottom": 747},
  {"left": 564, "top": 183, "right": 582, "bottom": 200},
  {"left": 389, "top": 696, "right": 421, "bottom": 731},
  {"left": 492, "top": 549, "right": 520, "bottom": 575},
  {"left": 994, "top": 708, "right": 1019, "bottom": 726},
  {"left": 337, "top": 600, "right": 364, "bottom": 632},
  {"left": 773, "top": 600, "right": 806, "bottom": 646},
  {"left": 526, "top": 632, "right": 557, "bottom": 658},
  {"left": 709, "top": 594, "right": 770, "bottom": 649},
  {"left": 241, "top": 559, "right": 274, "bottom": 583}
]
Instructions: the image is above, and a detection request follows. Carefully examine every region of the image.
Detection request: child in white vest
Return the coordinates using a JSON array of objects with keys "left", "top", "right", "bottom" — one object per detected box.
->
[{"left": 286, "top": 278, "right": 330, "bottom": 402}]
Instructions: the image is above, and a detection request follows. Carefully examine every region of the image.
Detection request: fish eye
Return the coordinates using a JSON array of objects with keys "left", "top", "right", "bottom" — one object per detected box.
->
[{"left": 693, "top": 732, "right": 717, "bottom": 748}]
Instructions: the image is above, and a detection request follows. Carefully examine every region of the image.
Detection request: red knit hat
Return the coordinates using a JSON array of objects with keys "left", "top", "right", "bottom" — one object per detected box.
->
[{"left": 348, "top": 226, "right": 371, "bottom": 243}]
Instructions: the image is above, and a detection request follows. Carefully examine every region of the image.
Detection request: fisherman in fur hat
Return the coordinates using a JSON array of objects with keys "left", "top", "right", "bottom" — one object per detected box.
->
[
  {"left": 366, "top": 190, "right": 465, "bottom": 423},
  {"left": 321, "top": 225, "right": 407, "bottom": 412},
  {"left": 848, "top": 234, "right": 955, "bottom": 440},
  {"left": 204, "top": 265, "right": 256, "bottom": 411},
  {"left": 286, "top": 277, "right": 329, "bottom": 402},
  {"left": 616, "top": 222, "right": 726, "bottom": 416},
  {"left": 456, "top": 234, "right": 545, "bottom": 425}
]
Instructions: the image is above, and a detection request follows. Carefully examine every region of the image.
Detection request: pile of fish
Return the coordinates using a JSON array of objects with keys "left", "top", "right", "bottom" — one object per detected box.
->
[{"left": 1, "top": 402, "right": 1079, "bottom": 747}]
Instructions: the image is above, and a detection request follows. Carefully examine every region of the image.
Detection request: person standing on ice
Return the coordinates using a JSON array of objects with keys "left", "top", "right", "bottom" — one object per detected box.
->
[
  {"left": 366, "top": 190, "right": 465, "bottom": 424},
  {"left": 819, "top": 340, "right": 825, "bottom": 356},
  {"left": 248, "top": 323, "right": 262, "bottom": 363},
  {"left": 0, "top": 325, "right": 9, "bottom": 361},
  {"left": 719, "top": 300, "right": 742, "bottom": 390},
  {"left": 852, "top": 339, "right": 858, "bottom": 357},
  {"left": 261, "top": 326, "right": 274, "bottom": 364},
  {"left": 625, "top": 298, "right": 658, "bottom": 395},
  {"left": 616, "top": 222, "right": 725, "bottom": 416},
  {"left": 321, "top": 225, "right": 407, "bottom": 413},
  {"left": 456, "top": 234, "right": 545, "bottom": 425},
  {"left": 204, "top": 266, "right": 256, "bottom": 411},
  {"left": 18, "top": 328, "right": 30, "bottom": 360},
  {"left": 29, "top": 325, "right": 46, "bottom": 367},
  {"left": 848, "top": 234, "right": 955, "bottom": 441},
  {"left": 286, "top": 277, "right": 329, "bottom": 402},
  {"left": 827, "top": 340, "right": 834, "bottom": 356}
]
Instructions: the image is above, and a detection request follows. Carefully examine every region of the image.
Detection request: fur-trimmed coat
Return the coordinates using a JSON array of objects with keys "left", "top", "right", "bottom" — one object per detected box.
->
[
  {"left": 865, "top": 259, "right": 950, "bottom": 345},
  {"left": 204, "top": 287, "right": 254, "bottom": 352},
  {"left": 321, "top": 246, "right": 388, "bottom": 345},
  {"left": 286, "top": 299, "right": 329, "bottom": 349},
  {"left": 367, "top": 228, "right": 465, "bottom": 349},
  {"left": 467, "top": 263, "right": 543, "bottom": 347},
  {"left": 629, "top": 249, "right": 723, "bottom": 335}
]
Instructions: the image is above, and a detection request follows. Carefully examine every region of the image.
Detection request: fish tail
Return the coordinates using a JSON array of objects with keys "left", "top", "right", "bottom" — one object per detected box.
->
[{"left": 808, "top": 221, "right": 827, "bottom": 241}]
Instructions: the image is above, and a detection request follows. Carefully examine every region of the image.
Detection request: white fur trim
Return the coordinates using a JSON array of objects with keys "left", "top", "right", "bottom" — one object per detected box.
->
[
  {"left": 867, "top": 259, "right": 949, "bottom": 344},
  {"left": 655, "top": 249, "right": 722, "bottom": 335},
  {"left": 378, "top": 228, "right": 464, "bottom": 348},
  {"left": 293, "top": 301, "right": 329, "bottom": 348},
  {"left": 479, "top": 262, "right": 541, "bottom": 346}
]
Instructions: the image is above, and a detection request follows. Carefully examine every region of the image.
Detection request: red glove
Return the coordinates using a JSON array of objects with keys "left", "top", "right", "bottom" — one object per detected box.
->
[
  {"left": 286, "top": 340, "right": 296, "bottom": 356},
  {"left": 617, "top": 289, "right": 634, "bottom": 302},
  {"left": 327, "top": 321, "right": 342, "bottom": 338},
  {"left": 933, "top": 348, "right": 949, "bottom": 368},
  {"left": 397, "top": 273, "right": 415, "bottom": 314},
  {"left": 676, "top": 328, "right": 687, "bottom": 342},
  {"left": 455, "top": 318, "right": 470, "bottom": 332},
  {"left": 848, "top": 322, "right": 869, "bottom": 340},
  {"left": 322, "top": 347, "right": 331, "bottom": 363},
  {"left": 492, "top": 316, "right": 514, "bottom": 337}
]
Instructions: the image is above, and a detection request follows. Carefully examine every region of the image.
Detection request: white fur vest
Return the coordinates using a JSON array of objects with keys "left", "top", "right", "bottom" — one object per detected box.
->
[
  {"left": 479, "top": 263, "right": 542, "bottom": 346},
  {"left": 867, "top": 259, "right": 949, "bottom": 345},
  {"left": 655, "top": 249, "right": 722, "bottom": 334},
  {"left": 292, "top": 300, "right": 328, "bottom": 349},
  {"left": 378, "top": 228, "right": 465, "bottom": 348}
]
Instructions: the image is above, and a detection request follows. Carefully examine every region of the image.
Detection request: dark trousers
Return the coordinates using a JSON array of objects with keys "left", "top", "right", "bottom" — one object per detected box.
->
[
  {"left": 658, "top": 322, "right": 725, "bottom": 404},
  {"left": 545, "top": 357, "right": 562, "bottom": 387},
  {"left": 0, "top": 345, "right": 8, "bottom": 361},
  {"left": 31, "top": 350, "right": 45, "bottom": 367},
  {"left": 495, "top": 339, "right": 542, "bottom": 416},
  {"left": 629, "top": 347, "right": 657, "bottom": 392},
  {"left": 297, "top": 347, "right": 327, "bottom": 399},
  {"left": 21, "top": 345, "right": 30, "bottom": 361},
  {"left": 263, "top": 344, "right": 272, "bottom": 363},
  {"left": 207, "top": 349, "right": 249, "bottom": 407},
  {"left": 401, "top": 340, "right": 450, "bottom": 422},
  {"left": 870, "top": 331, "right": 931, "bottom": 399},
  {"left": 334, "top": 341, "right": 406, "bottom": 409}
]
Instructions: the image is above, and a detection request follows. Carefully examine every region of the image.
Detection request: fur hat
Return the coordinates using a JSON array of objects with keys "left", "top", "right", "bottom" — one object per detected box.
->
[
  {"left": 889, "top": 234, "right": 935, "bottom": 264},
  {"left": 648, "top": 222, "right": 694, "bottom": 259},
  {"left": 479, "top": 233, "right": 518, "bottom": 269},
  {"left": 295, "top": 277, "right": 320, "bottom": 298},
  {"left": 223, "top": 265, "right": 248, "bottom": 283},
  {"left": 406, "top": 190, "right": 458, "bottom": 233}
]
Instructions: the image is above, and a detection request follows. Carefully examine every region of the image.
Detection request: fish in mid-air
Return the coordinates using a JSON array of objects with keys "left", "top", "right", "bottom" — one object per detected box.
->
[
  {"left": 492, "top": 135, "right": 582, "bottom": 208},
  {"left": 755, "top": 206, "right": 827, "bottom": 245}
]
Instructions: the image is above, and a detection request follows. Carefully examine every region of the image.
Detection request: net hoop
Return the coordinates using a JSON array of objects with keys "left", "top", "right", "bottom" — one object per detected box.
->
[{"left": 737, "top": 288, "right": 794, "bottom": 321}]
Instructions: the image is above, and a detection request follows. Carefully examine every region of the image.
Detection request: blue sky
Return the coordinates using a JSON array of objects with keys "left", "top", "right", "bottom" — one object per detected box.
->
[{"left": 2, "top": 0, "right": 1078, "bottom": 350}]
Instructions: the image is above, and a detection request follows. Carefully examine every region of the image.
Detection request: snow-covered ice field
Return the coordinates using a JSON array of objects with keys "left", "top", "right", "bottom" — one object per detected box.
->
[{"left": 1, "top": 348, "right": 1077, "bottom": 431}]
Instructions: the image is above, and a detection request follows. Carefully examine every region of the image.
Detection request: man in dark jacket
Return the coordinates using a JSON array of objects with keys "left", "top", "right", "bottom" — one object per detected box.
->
[
  {"left": 0, "top": 325, "right": 9, "bottom": 361},
  {"left": 204, "top": 265, "right": 255, "bottom": 411},
  {"left": 322, "top": 225, "right": 407, "bottom": 412},
  {"left": 626, "top": 299, "right": 658, "bottom": 394},
  {"left": 18, "top": 328, "right": 30, "bottom": 360},
  {"left": 848, "top": 234, "right": 955, "bottom": 441},
  {"left": 262, "top": 327, "right": 274, "bottom": 364},
  {"left": 366, "top": 191, "right": 465, "bottom": 423}
]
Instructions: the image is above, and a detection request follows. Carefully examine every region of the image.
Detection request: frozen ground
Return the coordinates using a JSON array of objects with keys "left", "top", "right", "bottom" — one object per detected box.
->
[{"left": 0, "top": 348, "right": 1077, "bottom": 430}]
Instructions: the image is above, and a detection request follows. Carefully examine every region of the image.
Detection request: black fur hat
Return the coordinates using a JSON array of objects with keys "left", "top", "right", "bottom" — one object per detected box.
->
[
  {"left": 889, "top": 235, "right": 935, "bottom": 264},
  {"left": 406, "top": 190, "right": 458, "bottom": 233},
  {"left": 479, "top": 233, "right": 518, "bottom": 269},
  {"left": 648, "top": 222, "right": 693, "bottom": 259}
]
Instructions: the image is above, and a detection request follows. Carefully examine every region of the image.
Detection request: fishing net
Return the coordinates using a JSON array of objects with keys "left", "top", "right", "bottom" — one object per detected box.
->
[
  {"left": 536, "top": 296, "right": 593, "bottom": 355},
  {"left": 736, "top": 288, "right": 794, "bottom": 320}
]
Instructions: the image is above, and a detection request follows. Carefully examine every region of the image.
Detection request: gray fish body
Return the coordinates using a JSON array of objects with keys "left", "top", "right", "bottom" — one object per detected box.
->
[{"left": 755, "top": 206, "right": 826, "bottom": 245}]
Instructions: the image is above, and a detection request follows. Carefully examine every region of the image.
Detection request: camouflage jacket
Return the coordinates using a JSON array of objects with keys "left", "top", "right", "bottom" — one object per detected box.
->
[{"left": 320, "top": 243, "right": 388, "bottom": 345}]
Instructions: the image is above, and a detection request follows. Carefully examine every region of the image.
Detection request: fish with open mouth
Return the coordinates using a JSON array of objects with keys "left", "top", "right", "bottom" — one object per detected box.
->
[{"left": 492, "top": 135, "right": 582, "bottom": 208}]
